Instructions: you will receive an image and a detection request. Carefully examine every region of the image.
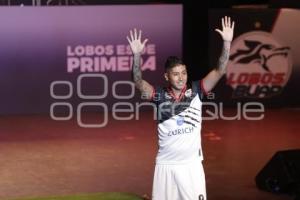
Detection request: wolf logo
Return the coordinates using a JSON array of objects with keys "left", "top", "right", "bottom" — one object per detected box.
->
[{"left": 230, "top": 40, "right": 290, "bottom": 72}]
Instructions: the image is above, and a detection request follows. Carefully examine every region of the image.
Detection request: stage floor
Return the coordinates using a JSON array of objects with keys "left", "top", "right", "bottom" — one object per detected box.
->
[{"left": 0, "top": 108, "right": 299, "bottom": 200}]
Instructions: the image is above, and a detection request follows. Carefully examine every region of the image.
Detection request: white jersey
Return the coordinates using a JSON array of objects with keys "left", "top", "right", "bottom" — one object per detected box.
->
[{"left": 153, "top": 81, "right": 204, "bottom": 165}]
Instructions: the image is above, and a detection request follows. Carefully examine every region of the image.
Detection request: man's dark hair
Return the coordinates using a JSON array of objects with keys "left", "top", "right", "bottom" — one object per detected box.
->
[{"left": 164, "top": 56, "right": 184, "bottom": 72}]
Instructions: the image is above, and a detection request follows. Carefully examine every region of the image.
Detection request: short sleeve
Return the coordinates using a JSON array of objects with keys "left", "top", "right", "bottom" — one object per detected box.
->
[
  {"left": 192, "top": 80, "right": 208, "bottom": 100},
  {"left": 151, "top": 86, "right": 163, "bottom": 105}
]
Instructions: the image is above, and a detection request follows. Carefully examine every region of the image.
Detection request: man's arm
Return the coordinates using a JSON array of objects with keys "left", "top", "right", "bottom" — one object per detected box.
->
[
  {"left": 127, "top": 29, "right": 154, "bottom": 100},
  {"left": 202, "top": 16, "right": 235, "bottom": 93}
]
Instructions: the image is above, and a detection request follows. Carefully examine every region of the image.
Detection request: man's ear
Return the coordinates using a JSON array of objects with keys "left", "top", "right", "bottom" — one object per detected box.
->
[{"left": 164, "top": 73, "right": 168, "bottom": 81}]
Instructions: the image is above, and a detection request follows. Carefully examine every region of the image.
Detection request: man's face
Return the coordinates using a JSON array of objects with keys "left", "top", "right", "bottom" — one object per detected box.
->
[{"left": 165, "top": 64, "right": 188, "bottom": 91}]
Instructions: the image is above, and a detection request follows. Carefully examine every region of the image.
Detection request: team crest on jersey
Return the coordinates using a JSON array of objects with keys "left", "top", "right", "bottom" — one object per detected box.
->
[
  {"left": 184, "top": 89, "right": 192, "bottom": 98},
  {"left": 176, "top": 116, "right": 184, "bottom": 126}
]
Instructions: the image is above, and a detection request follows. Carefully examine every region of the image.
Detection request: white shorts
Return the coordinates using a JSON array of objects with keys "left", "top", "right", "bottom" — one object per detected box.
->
[{"left": 152, "top": 159, "right": 206, "bottom": 200}]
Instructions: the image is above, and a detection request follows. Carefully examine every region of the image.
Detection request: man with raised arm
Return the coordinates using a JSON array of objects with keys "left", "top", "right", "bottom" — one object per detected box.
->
[{"left": 127, "top": 16, "right": 235, "bottom": 200}]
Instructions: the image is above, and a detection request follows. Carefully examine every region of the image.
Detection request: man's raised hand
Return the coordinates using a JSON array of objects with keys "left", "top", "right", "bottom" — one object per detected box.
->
[
  {"left": 215, "top": 16, "right": 235, "bottom": 42},
  {"left": 127, "top": 28, "right": 148, "bottom": 55}
]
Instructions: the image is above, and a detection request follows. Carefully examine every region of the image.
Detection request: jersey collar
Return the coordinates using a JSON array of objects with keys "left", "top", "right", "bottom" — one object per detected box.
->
[{"left": 167, "top": 84, "right": 187, "bottom": 102}]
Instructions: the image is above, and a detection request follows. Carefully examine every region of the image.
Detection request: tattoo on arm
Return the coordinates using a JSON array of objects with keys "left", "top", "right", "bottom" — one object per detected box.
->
[
  {"left": 132, "top": 53, "right": 142, "bottom": 84},
  {"left": 218, "top": 41, "right": 231, "bottom": 74},
  {"left": 131, "top": 53, "right": 153, "bottom": 99}
]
